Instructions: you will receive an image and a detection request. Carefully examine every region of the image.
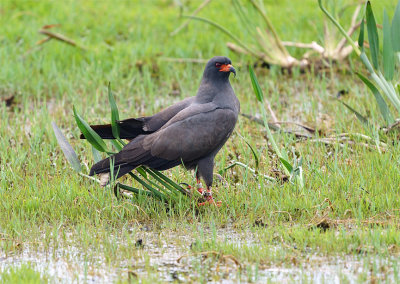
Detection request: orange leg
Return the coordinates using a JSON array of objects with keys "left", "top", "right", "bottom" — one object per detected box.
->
[
  {"left": 196, "top": 177, "right": 204, "bottom": 194},
  {"left": 181, "top": 179, "right": 221, "bottom": 207}
]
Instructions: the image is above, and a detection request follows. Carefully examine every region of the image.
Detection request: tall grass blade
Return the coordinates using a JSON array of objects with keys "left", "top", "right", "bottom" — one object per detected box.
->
[
  {"left": 73, "top": 106, "right": 108, "bottom": 153},
  {"left": 149, "top": 169, "right": 191, "bottom": 196},
  {"left": 137, "top": 170, "right": 179, "bottom": 200},
  {"left": 357, "top": 72, "right": 394, "bottom": 125},
  {"left": 279, "top": 157, "right": 293, "bottom": 174},
  {"left": 108, "top": 156, "right": 119, "bottom": 192},
  {"left": 392, "top": 0, "right": 400, "bottom": 52},
  {"left": 108, "top": 83, "right": 120, "bottom": 140},
  {"left": 142, "top": 168, "right": 182, "bottom": 198},
  {"left": 376, "top": 71, "right": 400, "bottom": 112},
  {"left": 249, "top": 65, "right": 295, "bottom": 176},
  {"left": 294, "top": 158, "right": 304, "bottom": 188},
  {"left": 128, "top": 172, "right": 167, "bottom": 201},
  {"left": 136, "top": 167, "right": 147, "bottom": 178},
  {"left": 383, "top": 10, "right": 395, "bottom": 81},
  {"left": 249, "top": 65, "right": 264, "bottom": 102},
  {"left": 220, "top": 161, "right": 275, "bottom": 181},
  {"left": 51, "top": 122, "right": 82, "bottom": 173},
  {"left": 338, "top": 100, "right": 369, "bottom": 126},
  {"left": 360, "top": 52, "right": 374, "bottom": 73},
  {"left": 358, "top": 17, "right": 365, "bottom": 51},
  {"left": 237, "top": 133, "right": 259, "bottom": 170},
  {"left": 366, "top": 1, "right": 379, "bottom": 70},
  {"left": 117, "top": 183, "right": 154, "bottom": 197},
  {"left": 108, "top": 83, "right": 126, "bottom": 147}
]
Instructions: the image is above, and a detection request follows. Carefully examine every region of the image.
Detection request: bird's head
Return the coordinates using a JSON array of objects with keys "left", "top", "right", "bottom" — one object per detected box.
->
[{"left": 202, "top": 56, "right": 236, "bottom": 81}]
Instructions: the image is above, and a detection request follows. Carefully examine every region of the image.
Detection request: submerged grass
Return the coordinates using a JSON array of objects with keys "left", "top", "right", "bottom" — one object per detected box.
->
[{"left": 1, "top": 0, "right": 399, "bottom": 282}]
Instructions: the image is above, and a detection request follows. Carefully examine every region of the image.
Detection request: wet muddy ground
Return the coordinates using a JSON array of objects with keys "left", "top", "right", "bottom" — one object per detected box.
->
[{"left": 1, "top": 227, "right": 397, "bottom": 283}]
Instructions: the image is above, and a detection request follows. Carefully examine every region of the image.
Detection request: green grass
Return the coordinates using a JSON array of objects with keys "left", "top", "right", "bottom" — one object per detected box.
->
[
  {"left": 1, "top": 0, "right": 399, "bottom": 282},
  {"left": 1, "top": 264, "right": 48, "bottom": 284}
]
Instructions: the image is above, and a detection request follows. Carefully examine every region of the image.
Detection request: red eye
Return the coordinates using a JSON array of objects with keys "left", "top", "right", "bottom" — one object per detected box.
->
[{"left": 215, "top": 63, "right": 222, "bottom": 68}]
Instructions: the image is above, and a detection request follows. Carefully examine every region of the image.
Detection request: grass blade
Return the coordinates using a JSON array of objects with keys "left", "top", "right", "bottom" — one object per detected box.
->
[
  {"left": 338, "top": 100, "right": 369, "bottom": 126},
  {"left": 383, "top": 10, "right": 395, "bottom": 81},
  {"left": 108, "top": 83, "right": 126, "bottom": 147},
  {"left": 219, "top": 161, "right": 275, "bottom": 181},
  {"left": 52, "top": 122, "right": 82, "bottom": 173},
  {"left": 73, "top": 106, "right": 108, "bottom": 153},
  {"left": 366, "top": 1, "right": 379, "bottom": 70},
  {"left": 248, "top": 65, "right": 293, "bottom": 176},
  {"left": 149, "top": 169, "right": 191, "bottom": 196},
  {"left": 137, "top": 170, "right": 179, "bottom": 200},
  {"left": 358, "top": 17, "right": 365, "bottom": 51},
  {"left": 244, "top": 140, "right": 259, "bottom": 171},
  {"left": 117, "top": 183, "right": 154, "bottom": 197},
  {"left": 360, "top": 51, "right": 374, "bottom": 73},
  {"left": 128, "top": 172, "right": 167, "bottom": 201},
  {"left": 142, "top": 168, "right": 183, "bottom": 198},
  {"left": 136, "top": 166, "right": 148, "bottom": 178},
  {"left": 375, "top": 71, "right": 400, "bottom": 112},
  {"left": 356, "top": 72, "right": 394, "bottom": 125},
  {"left": 279, "top": 157, "right": 293, "bottom": 174},
  {"left": 108, "top": 83, "right": 120, "bottom": 140},
  {"left": 249, "top": 65, "right": 264, "bottom": 102},
  {"left": 392, "top": 0, "right": 400, "bottom": 52},
  {"left": 237, "top": 132, "right": 259, "bottom": 170}
]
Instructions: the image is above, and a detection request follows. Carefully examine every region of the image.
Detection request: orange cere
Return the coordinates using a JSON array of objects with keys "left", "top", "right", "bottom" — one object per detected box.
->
[{"left": 219, "top": 64, "right": 233, "bottom": 72}]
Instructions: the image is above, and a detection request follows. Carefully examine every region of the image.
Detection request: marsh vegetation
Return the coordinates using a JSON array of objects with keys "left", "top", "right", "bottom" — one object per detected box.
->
[{"left": 1, "top": 0, "right": 400, "bottom": 282}]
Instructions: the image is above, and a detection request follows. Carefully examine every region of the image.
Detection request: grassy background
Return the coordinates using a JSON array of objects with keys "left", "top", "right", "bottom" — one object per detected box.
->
[{"left": 1, "top": 0, "right": 399, "bottom": 282}]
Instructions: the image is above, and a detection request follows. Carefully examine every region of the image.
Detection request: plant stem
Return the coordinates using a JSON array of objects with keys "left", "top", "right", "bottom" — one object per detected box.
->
[{"left": 318, "top": 0, "right": 361, "bottom": 56}]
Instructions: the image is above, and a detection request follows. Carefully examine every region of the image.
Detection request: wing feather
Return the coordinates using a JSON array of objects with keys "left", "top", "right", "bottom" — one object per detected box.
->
[{"left": 146, "top": 106, "right": 237, "bottom": 162}]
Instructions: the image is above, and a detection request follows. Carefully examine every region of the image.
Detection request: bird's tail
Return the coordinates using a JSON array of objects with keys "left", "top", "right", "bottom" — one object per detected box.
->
[
  {"left": 80, "top": 118, "right": 151, "bottom": 139},
  {"left": 89, "top": 141, "right": 180, "bottom": 180},
  {"left": 89, "top": 138, "right": 151, "bottom": 179}
]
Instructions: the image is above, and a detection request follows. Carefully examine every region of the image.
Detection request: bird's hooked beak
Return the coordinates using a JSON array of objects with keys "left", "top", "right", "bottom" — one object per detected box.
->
[{"left": 219, "top": 64, "right": 236, "bottom": 77}]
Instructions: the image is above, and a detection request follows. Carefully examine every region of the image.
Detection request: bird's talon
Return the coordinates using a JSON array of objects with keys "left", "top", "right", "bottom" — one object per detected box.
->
[{"left": 198, "top": 196, "right": 222, "bottom": 207}]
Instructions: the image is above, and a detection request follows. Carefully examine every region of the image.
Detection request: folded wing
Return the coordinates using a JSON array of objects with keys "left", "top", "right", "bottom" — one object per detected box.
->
[{"left": 89, "top": 103, "right": 237, "bottom": 178}]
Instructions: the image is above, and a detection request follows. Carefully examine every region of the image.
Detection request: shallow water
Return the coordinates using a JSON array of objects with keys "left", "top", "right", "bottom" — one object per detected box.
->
[{"left": 0, "top": 228, "right": 397, "bottom": 283}]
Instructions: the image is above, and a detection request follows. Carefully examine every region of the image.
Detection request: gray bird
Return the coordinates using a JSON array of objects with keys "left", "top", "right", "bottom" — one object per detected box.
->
[{"left": 85, "top": 56, "right": 239, "bottom": 205}]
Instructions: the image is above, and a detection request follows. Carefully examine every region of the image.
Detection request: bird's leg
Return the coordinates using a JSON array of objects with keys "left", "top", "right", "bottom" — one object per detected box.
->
[
  {"left": 196, "top": 177, "right": 204, "bottom": 195},
  {"left": 198, "top": 186, "right": 222, "bottom": 207},
  {"left": 196, "top": 157, "right": 222, "bottom": 206}
]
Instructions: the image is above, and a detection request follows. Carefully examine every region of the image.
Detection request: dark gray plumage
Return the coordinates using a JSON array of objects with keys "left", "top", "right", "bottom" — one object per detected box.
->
[{"left": 86, "top": 56, "right": 239, "bottom": 194}]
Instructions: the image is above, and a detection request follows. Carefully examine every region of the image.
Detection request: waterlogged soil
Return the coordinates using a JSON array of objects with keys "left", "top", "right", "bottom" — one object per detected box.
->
[{"left": 0, "top": 227, "right": 397, "bottom": 283}]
